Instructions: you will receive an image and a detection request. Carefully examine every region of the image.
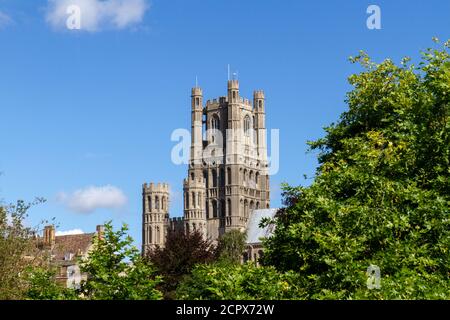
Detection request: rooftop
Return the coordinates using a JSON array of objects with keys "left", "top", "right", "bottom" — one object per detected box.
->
[{"left": 246, "top": 208, "right": 278, "bottom": 244}]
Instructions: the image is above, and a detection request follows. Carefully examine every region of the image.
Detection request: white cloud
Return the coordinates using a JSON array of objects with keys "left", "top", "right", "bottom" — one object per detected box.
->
[
  {"left": 57, "top": 185, "right": 128, "bottom": 214},
  {"left": 46, "top": 0, "right": 149, "bottom": 32},
  {"left": 56, "top": 229, "right": 84, "bottom": 236},
  {"left": 0, "top": 11, "right": 13, "bottom": 29}
]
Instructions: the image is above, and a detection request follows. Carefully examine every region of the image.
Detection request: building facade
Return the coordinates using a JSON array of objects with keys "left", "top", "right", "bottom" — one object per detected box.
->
[
  {"left": 36, "top": 225, "right": 104, "bottom": 289},
  {"left": 142, "top": 79, "right": 270, "bottom": 254}
]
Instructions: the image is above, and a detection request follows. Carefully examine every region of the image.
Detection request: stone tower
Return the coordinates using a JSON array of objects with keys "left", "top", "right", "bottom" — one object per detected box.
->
[
  {"left": 142, "top": 182, "right": 169, "bottom": 255},
  {"left": 182, "top": 87, "right": 208, "bottom": 237},
  {"left": 189, "top": 79, "right": 270, "bottom": 240},
  {"left": 142, "top": 78, "right": 270, "bottom": 252}
]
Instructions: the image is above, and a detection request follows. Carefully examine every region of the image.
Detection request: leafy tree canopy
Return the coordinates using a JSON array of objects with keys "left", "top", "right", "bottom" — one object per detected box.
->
[
  {"left": 177, "top": 262, "right": 305, "bottom": 300},
  {"left": 79, "top": 222, "right": 162, "bottom": 300},
  {"left": 215, "top": 229, "right": 247, "bottom": 264},
  {"left": 261, "top": 39, "right": 450, "bottom": 299},
  {"left": 25, "top": 267, "right": 78, "bottom": 300},
  {"left": 147, "top": 230, "right": 215, "bottom": 299},
  {"left": 0, "top": 199, "right": 47, "bottom": 299}
]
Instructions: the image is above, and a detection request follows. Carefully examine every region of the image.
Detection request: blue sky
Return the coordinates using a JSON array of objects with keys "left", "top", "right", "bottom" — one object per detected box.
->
[{"left": 0, "top": 0, "right": 449, "bottom": 247}]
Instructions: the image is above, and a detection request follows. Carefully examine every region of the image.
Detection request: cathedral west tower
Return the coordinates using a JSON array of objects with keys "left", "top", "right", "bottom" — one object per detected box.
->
[{"left": 143, "top": 79, "right": 270, "bottom": 251}]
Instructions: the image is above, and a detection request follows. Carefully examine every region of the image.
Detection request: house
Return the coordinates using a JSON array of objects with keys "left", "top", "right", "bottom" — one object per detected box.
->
[{"left": 37, "top": 225, "right": 103, "bottom": 288}]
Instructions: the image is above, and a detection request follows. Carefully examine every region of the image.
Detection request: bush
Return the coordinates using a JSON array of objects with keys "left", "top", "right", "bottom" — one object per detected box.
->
[{"left": 176, "top": 262, "right": 305, "bottom": 300}]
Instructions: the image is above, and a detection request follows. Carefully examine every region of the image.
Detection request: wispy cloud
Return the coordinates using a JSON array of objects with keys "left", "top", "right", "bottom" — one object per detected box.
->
[
  {"left": 55, "top": 228, "right": 84, "bottom": 236},
  {"left": 0, "top": 11, "right": 13, "bottom": 29},
  {"left": 57, "top": 185, "right": 128, "bottom": 214},
  {"left": 45, "top": 0, "right": 149, "bottom": 32}
]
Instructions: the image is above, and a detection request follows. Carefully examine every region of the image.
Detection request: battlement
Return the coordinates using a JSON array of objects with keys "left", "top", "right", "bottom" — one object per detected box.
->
[
  {"left": 206, "top": 96, "right": 228, "bottom": 106},
  {"left": 191, "top": 87, "right": 202, "bottom": 96},
  {"left": 142, "top": 182, "right": 170, "bottom": 193},
  {"left": 206, "top": 99, "right": 220, "bottom": 106},
  {"left": 183, "top": 177, "right": 206, "bottom": 187},
  {"left": 253, "top": 90, "right": 265, "bottom": 99},
  {"left": 228, "top": 80, "right": 239, "bottom": 90},
  {"left": 169, "top": 216, "right": 185, "bottom": 233}
]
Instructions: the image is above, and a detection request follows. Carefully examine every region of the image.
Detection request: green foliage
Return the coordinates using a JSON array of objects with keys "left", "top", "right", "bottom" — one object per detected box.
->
[
  {"left": 79, "top": 222, "right": 162, "bottom": 300},
  {"left": 176, "top": 262, "right": 305, "bottom": 300},
  {"left": 215, "top": 230, "right": 247, "bottom": 264},
  {"left": 0, "top": 199, "right": 47, "bottom": 299},
  {"left": 25, "top": 267, "right": 78, "bottom": 300},
  {"left": 261, "top": 40, "right": 450, "bottom": 299},
  {"left": 147, "top": 230, "right": 215, "bottom": 299}
]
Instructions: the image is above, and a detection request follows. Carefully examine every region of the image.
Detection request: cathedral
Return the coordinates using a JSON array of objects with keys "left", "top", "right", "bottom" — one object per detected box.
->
[{"left": 142, "top": 79, "right": 271, "bottom": 255}]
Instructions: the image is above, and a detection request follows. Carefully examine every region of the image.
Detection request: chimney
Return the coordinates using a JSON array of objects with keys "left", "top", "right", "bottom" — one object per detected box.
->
[
  {"left": 43, "top": 225, "right": 55, "bottom": 247},
  {"left": 96, "top": 225, "right": 105, "bottom": 240}
]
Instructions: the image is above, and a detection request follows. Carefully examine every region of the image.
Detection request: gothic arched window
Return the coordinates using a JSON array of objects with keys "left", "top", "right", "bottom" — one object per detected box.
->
[
  {"left": 211, "top": 115, "right": 220, "bottom": 131},
  {"left": 212, "top": 200, "right": 218, "bottom": 218},
  {"left": 212, "top": 169, "right": 217, "bottom": 188},
  {"left": 253, "top": 116, "right": 257, "bottom": 144},
  {"left": 244, "top": 200, "right": 248, "bottom": 218},
  {"left": 155, "top": 196, "right": 160, "bottom": 210},
  {"left": 227, "top": 167, "right": 232, "bottom": 184},
  {"left": 203, "top": 170, "right": 208, "bottom": 187},
  {"left": 162, "top": 196, "right": 166, "bottom": 211},
  {"left": 244, "top": 115, "right": 251, "bottom": 136},
  {"left": 156, "top": 226, "right": 160, "bottom": 244}
]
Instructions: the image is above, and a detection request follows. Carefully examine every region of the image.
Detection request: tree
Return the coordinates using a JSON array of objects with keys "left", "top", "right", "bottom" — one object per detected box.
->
[
  {"left": 0, "top": 199, "right": 47, "bottom": 299},
  {"left": 176, "top": 262, "right": 305, "bottom": 300},
  {"left": 261, "top": 40, "right": 450, "bottom": 299},
  {"left": 147, "top": 230, "right": 215, "bottom": 299},
  {"left": 25, "top": 267, "right": 78, "bottom": 300},
  {"left": 215, "top": 229, "right": 247, "bottom": 264},
  {"left": 79, "top": 222, "right": 162, "bottom": 300}
]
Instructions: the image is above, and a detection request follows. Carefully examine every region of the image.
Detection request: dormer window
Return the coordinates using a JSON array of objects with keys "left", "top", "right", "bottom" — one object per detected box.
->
[{"left": 64, "top": 252, "right": 74, "bottom": 261}]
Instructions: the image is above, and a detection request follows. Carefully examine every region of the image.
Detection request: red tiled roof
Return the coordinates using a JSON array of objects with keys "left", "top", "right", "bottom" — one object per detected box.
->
[{"left": 51, "top": 233, "right": 95, "bottom": 261}]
